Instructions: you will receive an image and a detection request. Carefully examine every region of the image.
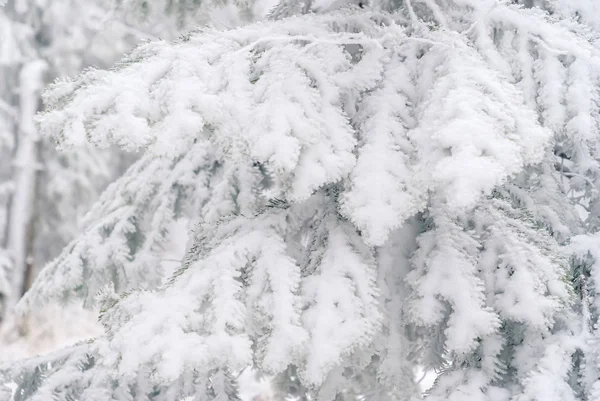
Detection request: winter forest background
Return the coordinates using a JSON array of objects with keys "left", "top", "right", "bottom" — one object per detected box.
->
[{"left": 4, "top": 0, "right": 600, "bottom": 400}]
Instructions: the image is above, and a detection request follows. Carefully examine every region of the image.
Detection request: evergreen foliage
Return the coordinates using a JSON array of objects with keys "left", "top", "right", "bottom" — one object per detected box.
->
[{"left": 4, "top": 0, "right": 600, "bottom": 400}]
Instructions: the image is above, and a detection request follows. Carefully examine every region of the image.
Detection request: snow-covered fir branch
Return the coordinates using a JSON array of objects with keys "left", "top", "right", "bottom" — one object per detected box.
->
[{"left": 5, "top": 0, "right": 600, "bottom": 400}]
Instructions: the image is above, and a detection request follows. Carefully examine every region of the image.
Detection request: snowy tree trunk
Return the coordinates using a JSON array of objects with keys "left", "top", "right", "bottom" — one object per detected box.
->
[{"left": 6, "top": 59, "right": 47, "bottom": 309}]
